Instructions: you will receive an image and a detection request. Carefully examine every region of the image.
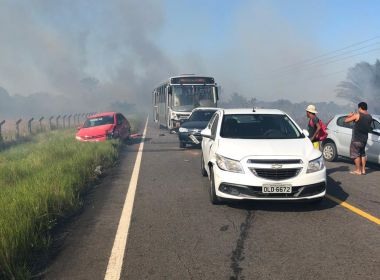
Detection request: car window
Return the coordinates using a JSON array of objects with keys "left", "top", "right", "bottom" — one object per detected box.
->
[
  {"left": 83, "top": 115, "right": 114, "bottom": 128},
  {"left": 116, "top": 114, "right": 125, "bottom": 125},
  {"left": 372, "top": 120, "right": 380, "bottom": 130},
  {"left": 188, "top": 110, "right": 217, "bottom": 122},
  {"left": 220, "top": 114, "right": 303, "bottom": 139},
  {"left": 337, "top": 116, "right": 354, "bottom": 129},
  {"left": 210, "top": 114, "right": 219, "bottom": 137}
]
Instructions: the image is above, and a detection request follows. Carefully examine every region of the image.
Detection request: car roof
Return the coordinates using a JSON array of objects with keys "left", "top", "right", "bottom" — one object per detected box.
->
[
  {"left": 89, "top": 112, "right": 116, "bottom": 118},
  {"left": 222, "top": 108, "right": 286, "bottom": 115},
  {"left": 332, "top": 113, "right": 380, "bottom": 121}
]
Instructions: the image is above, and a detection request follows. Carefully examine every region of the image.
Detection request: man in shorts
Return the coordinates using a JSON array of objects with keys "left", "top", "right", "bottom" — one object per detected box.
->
[{"left": 344, "top": 102, "right": 373, "bottom": 175}]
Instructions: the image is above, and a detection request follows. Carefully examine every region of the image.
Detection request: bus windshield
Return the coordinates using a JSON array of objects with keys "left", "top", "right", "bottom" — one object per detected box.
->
[{"left": 172, "top": 85, "right": 215, "bottom": 111}]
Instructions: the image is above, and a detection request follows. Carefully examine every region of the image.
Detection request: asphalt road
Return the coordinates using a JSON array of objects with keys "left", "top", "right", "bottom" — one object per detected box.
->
[{"left": 45, "top": 120, "right": 380, "bottom": 280}]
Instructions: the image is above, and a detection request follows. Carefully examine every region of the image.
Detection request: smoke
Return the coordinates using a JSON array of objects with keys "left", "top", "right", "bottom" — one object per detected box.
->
[
  {"left": 210, "top": 1, "right": 349, "bottom": 104},
  {"left": 1, "top": 0, "right": 375, "bottom": 119},
  {"left": 0, "top": 0, "right": 177, "bottom": 117},
  {"left": 336, "top": 59, "right": 380, "bottom": 113}
]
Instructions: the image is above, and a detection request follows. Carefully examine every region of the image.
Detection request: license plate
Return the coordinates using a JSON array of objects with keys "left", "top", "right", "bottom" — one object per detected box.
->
[{"left": 262, "top": 184, "right": 292, "bottom": 193}]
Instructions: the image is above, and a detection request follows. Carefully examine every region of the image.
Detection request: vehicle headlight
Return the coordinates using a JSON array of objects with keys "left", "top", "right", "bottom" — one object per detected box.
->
[
  {"left": 179, "top": 127, "right": 188, "bottom": 133},
  {"left": 307, "top": 156, "right": 325, "bottom": 173},
  {"left": 171, "top": 112, "right": 179, "bottom": 120},
  {"left": 216, "top": 154, "right": 244, "bottom": 173},
  {"left": 75, "top": 135, "right": 82, "bottom": 140}
]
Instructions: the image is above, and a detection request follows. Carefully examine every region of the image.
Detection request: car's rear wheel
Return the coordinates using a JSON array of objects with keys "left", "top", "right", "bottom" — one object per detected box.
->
[
  {"left": 201, "top": 154, "right": 208, "bottom": 177},
  {"left": 209, "top": 166, "right": 222, "bottom": 205},
  {"left": 322, "top": 142, "right": 338, "bottom": 162}
]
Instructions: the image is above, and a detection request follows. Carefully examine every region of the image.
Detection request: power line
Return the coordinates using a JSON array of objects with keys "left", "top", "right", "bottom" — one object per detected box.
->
[
  {"left": 268, "top": 35, "right": 380, "bottom": 73},
  {"left": 257, "top": 46, "right": 380, "bottom": 82}
]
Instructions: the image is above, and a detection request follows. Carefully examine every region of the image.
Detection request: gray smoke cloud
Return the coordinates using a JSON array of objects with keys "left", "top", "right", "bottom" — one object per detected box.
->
[
  {"left": 211, "top": 1, "right": 336, "bottom": 104},
  {"left": 1, "top": 0, "right": 371, "bottom": 119},
  {"left": 337, "top": 59, "right": 380, "bottom": 113},
  {"left": 0, "top": 0, "right": 177, "bottom": 117}
]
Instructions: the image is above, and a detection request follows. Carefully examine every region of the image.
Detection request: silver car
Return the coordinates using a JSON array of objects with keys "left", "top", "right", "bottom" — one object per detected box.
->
[{"left": 322, "top": 114, "right": 380, "bottom": 163}]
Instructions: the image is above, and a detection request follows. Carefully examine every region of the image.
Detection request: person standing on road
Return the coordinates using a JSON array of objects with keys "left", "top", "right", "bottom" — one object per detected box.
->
[
  {"left": 344, "top": 102, "right": 373, "bottom": 175},
  {"left": 306, "top": 104, "right": 321, "bottom": 149}
]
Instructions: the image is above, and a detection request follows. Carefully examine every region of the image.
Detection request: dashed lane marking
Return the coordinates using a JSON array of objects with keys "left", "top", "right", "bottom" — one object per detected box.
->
[{"left": 104, "top": 117, "right": 149, "bottom": 280}]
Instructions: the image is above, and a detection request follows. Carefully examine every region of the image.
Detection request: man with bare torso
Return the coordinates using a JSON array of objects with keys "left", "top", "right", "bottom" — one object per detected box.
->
[{"left": 344, "top": 102, "right": 373, "bottom": 175}]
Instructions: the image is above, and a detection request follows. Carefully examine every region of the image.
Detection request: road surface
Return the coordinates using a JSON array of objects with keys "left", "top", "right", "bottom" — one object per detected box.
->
[{"left": 45, "top": 120, "right": 380, "bottom": 280}]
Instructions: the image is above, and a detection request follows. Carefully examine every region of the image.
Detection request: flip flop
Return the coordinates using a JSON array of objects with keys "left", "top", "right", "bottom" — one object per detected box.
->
[{"left": 349, "top": 171, "right": 361, "bottom": 175}]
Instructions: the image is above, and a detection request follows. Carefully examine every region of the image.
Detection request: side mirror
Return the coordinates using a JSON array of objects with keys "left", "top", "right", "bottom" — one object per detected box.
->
[
  {"left": 302, "top": 129, "right": 309, "bottom": 137},
  {"left": 201, "top": 128, "right": 213, "bottom": 139},
  {"left": 77, "top": 126, "right": 82, "bottom": 131},
  {"left": 167, "top": 86, "right": 172, "bottom": 95}
]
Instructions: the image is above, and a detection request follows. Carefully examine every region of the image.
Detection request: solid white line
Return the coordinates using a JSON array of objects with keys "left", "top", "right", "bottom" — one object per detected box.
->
[{"left": 104, "top": 117, "right": 149, "bottom": 280}]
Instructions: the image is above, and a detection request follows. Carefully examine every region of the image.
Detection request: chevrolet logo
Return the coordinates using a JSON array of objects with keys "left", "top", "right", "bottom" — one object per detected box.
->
[{"left": 271, "top": 164, "right": 283, "bottom": 169}]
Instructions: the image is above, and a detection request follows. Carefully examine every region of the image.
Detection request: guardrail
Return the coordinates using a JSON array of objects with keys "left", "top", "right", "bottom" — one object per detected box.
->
[{"left": 0, "top": 112, "right": 97, "bottom": 144}]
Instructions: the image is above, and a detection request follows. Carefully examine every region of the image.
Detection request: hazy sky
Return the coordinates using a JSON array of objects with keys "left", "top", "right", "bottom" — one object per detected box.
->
[{"left": 1, "top": 0, "right": 379, "bottom": 110}]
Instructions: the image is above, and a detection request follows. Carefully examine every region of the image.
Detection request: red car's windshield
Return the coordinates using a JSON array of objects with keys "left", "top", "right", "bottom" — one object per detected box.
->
[{"left": 83, "top": 116, "right": 114, "bottom": 128}]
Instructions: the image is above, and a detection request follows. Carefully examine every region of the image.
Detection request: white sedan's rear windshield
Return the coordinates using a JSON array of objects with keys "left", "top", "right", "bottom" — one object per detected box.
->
[{"left": 220, "top": 114, "right": 303, "bottom": 139}]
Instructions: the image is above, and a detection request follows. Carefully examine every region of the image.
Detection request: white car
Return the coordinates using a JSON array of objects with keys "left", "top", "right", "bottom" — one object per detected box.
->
[
  {"left": 201, "top": 108, "right": 326, "bottom": 204},
  {"left": 322, "top": 114, "right": 380, "bottom": 163}
]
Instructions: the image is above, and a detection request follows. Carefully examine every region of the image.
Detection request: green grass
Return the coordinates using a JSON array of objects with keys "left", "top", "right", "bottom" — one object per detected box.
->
[{"left": 0, "top": 129, "right": 120, "bottom": 279}]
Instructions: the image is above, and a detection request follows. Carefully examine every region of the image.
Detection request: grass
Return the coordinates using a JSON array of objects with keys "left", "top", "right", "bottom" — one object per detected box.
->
[{"left": 0, "top": 129, "right": 120, "bottom": 279}]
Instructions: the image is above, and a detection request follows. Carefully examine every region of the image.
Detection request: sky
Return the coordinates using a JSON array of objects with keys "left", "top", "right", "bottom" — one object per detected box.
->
[{"left": 1, "top": 0, "right": 380, "bottom": 113}]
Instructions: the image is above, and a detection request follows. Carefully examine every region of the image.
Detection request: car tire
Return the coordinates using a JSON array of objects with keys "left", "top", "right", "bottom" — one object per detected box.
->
[
  {"left": 322, "top": 142, "right": 338, "bottom": 162},
  {"left": 179, "top": 141, "right": 186, "bottom": 148},
  {"left": 209, "top": 166, "right": 222, "bottom": 205},
  {"left": 201, "top": 154, "right": 208, "bottom": 177}
]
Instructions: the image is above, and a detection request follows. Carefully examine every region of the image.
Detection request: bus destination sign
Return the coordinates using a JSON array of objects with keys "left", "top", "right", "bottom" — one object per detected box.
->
[{"left": 171, "top": 77, "right": 215, "bottom": 84}]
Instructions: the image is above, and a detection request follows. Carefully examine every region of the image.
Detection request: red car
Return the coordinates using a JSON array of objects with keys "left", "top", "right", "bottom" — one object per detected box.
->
[{"left": 75, "top": 112, "right": 131, "bottom": 142}]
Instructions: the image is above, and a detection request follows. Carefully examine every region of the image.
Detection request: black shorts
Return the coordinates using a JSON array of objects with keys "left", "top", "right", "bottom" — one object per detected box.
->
[{"left": 350, "top": 141, "right": 366, "bottom": 159}]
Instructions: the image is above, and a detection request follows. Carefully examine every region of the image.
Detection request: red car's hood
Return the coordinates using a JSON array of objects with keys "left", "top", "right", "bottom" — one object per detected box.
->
[{"left": 76, "top": 124, "right": 114, "bottom": 137}]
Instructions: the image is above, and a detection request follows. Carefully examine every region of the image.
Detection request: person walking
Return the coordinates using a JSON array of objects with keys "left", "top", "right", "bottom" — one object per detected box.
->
[
  {"left": 344, "top": 102, "right": 373, "bottom": 175},
  {"left": 306, "top": 104, "right": 321, "bottom": 149}
]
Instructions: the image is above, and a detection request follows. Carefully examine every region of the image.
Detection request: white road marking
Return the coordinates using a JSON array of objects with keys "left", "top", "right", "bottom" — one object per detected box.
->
[{"left": 104, "top": 117, "right": 149, "bottom": 280}]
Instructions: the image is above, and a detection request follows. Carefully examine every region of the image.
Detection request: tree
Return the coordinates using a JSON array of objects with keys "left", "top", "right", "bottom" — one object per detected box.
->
[{"left": 337, "top": 60, "right": 380, "bottom": 113}]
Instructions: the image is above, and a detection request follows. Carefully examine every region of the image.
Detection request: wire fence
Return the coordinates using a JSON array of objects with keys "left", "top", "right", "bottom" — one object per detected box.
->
[{"left": 0, "top": 112, "right": 96, "bottom": 144}]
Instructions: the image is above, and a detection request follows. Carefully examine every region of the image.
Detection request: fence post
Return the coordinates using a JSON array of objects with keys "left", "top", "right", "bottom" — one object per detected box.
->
[
  {"left": 68, "top": 114, "right": 72, "bottom": 128},
  {"left": 16, "top": 119, "right": 22, "bottom": 139},
  {"left": 27, "top": 118, "right": 34, "bottom": 134},
  {"left": 62, "top": 115, "right": 67, "bottom": 129},
  {"left": 39, "top": 117, "right": 44, "bottom": 132},
  {"left": 0, "top": 120, "right": 5, "bottom": 142},
  {"left": 56, "top": 115, "right": 61, "bottom": 129},
  {"left": 49, "top": 116, "right": 54, "bottom": 130}
]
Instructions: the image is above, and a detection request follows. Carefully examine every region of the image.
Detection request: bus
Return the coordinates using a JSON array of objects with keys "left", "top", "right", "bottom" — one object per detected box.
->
[{"left": 152, "top": 75, "right": 219, "bottom": 130}]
